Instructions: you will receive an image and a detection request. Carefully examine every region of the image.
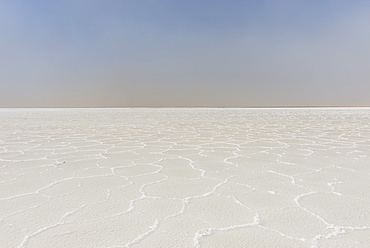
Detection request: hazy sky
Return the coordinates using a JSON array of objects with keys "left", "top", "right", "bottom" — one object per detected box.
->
[{"left": 1, "top": 0, "right": 370, "bottom": 107}]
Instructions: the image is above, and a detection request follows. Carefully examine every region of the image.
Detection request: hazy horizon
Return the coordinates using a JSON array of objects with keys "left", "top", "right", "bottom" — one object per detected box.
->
[{"left": 1, "top": 1, "right": 370, "bottom": 108}]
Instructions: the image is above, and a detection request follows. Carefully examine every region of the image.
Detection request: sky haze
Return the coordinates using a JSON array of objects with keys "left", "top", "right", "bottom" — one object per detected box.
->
[{"left": 1, "top": 0, "right": 370, "bottom": 107}]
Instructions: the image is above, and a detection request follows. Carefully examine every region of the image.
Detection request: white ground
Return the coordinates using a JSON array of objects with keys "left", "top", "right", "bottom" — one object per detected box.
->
[{"left": 0, "top": 108, "right": 370, "bottom": 248}]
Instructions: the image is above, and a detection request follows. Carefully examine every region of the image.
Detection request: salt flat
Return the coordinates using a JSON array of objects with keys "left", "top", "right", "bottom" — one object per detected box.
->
[{"left": 0, "top": 108, "right": 370, "bottom": 248}]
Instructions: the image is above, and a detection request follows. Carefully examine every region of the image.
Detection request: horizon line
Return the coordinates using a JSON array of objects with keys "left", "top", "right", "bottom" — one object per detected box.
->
[{"left": 1, "top": 106, "right": 370, "bottom": 109}]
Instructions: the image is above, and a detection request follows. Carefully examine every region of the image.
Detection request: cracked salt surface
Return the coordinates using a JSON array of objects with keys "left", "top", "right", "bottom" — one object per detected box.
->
[{"left": 1, "top": 108, "right": 370, "bottom": 247}]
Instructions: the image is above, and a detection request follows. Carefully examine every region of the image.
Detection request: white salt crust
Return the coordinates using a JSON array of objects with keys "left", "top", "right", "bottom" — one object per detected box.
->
[{"left": 0, "top": 108, "right": 370, "bottom": 247}]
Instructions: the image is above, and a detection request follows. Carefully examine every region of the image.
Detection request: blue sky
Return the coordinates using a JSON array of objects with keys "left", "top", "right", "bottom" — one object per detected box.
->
[{"left": 1, "top": 0, "right": 370, "bottom": 107}]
